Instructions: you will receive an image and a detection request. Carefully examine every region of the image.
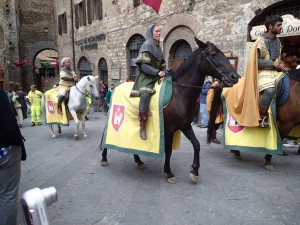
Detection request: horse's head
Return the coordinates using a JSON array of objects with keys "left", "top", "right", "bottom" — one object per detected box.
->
[
  {"left": 195, "top": 37, "right": 240, "bottom": 87},
  {"left": 85, "top": 75, "right": 100, "bottom": 100}
]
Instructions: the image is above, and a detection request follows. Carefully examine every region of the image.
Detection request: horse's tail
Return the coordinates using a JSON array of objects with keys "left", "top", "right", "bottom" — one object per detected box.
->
[
  {"left": 207, "top": 86, "right": 222, "bottom": 143},
  {"left": 99, "top": 126, "right": 106, "bottom": 151}
]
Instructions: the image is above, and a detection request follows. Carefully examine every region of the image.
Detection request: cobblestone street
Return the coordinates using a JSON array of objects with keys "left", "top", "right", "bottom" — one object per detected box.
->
[{"left": 17, "top": 110, "right": 300, "bottom": 225}]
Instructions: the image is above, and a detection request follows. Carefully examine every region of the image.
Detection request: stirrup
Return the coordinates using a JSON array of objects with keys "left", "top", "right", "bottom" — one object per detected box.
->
[{"left": 259, "top": 116, "right": 269, "bottom": 128}]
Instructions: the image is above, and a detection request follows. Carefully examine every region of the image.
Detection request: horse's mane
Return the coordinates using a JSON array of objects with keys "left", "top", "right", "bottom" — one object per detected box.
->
[
  {"left": 288, "top": 69, "right": 300, "bottom": 82},
  {"left": 172, "top": 48, "right": 201, "bottom": 81}
]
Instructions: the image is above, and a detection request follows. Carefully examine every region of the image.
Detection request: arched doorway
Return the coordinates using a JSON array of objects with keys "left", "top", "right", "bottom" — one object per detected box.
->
[
  {"left": 127, "top": 34, "right": 145, "bottom": 81},
  {"left": 78, "top": 57, "right": 92, "bottom": 78},
  {"left": 33, "top": 49, "right": 59, "bottom": 91},
  {"left": 248, "top": 0, "right": 300, "bottom": 70},
  {"left": 98, "top": 57, "right": 108, "bottom": 85},
  {"left": 169, "top": 40, "right": 192, "bottom": 71}
]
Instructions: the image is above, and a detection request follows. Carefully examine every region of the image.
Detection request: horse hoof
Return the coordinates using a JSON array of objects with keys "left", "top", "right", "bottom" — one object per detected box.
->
[
  {"left": 137, "top": 164, "right": 147, "bottom": 170},
  {"left": 234, "top": 153, "right": 241, "bottom": 160},
  {"left": 58, "top": 129, "right": 61, "bottom": 134},
  {"left": 264, "top": 163, "right": 274, "bottom": 170},
  {"left": 83, "top": 134, "right": 88, "bottom": 138},
  {"left": 189, "top": 172, "right": 198, "bottom": 183},
  {"left": 101, "top": 161, "right": 109, "bottom": 167},
  {"left": 74, "top": 136, "right": 79, "bottom": 140},
  {"left": 52, "top": 135, "right": 57, "bottom": 139},
  {"left": 166, "top": 177, "right": 177, "bottom": 184}
]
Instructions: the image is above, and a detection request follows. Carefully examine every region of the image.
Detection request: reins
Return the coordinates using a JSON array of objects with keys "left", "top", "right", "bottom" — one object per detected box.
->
[{"left": 75, "top": 82, "right": 92, "bottom": 97}]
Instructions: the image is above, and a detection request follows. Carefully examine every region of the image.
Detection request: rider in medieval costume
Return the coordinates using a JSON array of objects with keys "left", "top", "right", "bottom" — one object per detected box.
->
[
  {"left": 130, "top": 24, "right": 166, "bottom": 140},
  {"left": 255, "top": 15, "right": 286, "bottom": 128},
  {"left": 224, "top": 15, "right": 287, "bottom": 128},
  {"left": 57, "top": 57, "right": 77, "bottom": 114}
]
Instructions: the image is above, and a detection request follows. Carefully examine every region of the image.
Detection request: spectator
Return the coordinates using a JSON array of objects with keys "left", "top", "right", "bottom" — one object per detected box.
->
[
  {"left": 0, "top": 86, "right": 27, "bottom": 225},
  {"left": 105, "top": 84, "right": 115, "bottom": 115},
  {"left": 28, "top": 84, "right": 43, "bottom": 126},
  {"left": 197, "top": 75, "right": 212, "bottom": 128}
]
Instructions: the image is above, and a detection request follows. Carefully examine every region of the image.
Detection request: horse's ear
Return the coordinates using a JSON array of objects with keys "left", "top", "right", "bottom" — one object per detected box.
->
[{"left": 195, "top": 37, "right": 207, "bottom": 50}]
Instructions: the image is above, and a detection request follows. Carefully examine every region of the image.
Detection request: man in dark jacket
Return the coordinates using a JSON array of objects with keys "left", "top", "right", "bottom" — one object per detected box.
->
[
  {"left": 198, "top": 75, "right": 212, "bottom": 128},
  {"left": 0, "top": 87, "right": 26, "bottom": 225}
]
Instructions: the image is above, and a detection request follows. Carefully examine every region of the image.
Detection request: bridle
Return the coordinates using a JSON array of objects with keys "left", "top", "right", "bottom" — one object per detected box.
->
[
  {"left": 174, "top": 47, "right": 226, "bottom": 89},
  {"left": 75, "top": 82, "right": 93, "bottom": 97}
]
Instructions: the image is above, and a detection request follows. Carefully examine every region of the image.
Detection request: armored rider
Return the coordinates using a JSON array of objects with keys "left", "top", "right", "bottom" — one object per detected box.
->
[
  {"left": 57, "top": 57, "right": 77, "bottom": 114},
  {"left": 130, "top": 24, "right": 166, "bottom": 140}
]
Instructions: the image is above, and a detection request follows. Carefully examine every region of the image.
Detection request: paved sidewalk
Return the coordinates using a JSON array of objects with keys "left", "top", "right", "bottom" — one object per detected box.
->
[{"left": 17, "top": 111, "right": 300, "bottom": 225}]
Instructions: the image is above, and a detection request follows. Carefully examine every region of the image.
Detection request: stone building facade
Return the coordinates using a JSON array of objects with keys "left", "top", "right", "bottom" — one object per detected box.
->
[
  {"left": 0, "top": 0, "right": 56, "bottom": 91},
  {"left": 55, "top": 0, "right": 300, "bottom": 85}
]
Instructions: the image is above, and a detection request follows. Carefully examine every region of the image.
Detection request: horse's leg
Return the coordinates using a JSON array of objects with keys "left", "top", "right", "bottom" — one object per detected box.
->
[
  {"left": 134, "top": 154, "right": 147, "bottom": 170},
  {"left": 81, "top": 113, "right": 87, "bottom": 138},
  {"left": 50, "top": 125, "right": 56, "bottom": 138},
  {"left": 164, "top": 132, "right": 177, "bottom": 184},
  {"left": 264, "top": 154, "right": 274, "bottom": 170},
  {"left": 70, "top": 110, "right": 80, "bottom": 139},
  {"left": 230, "top": 150, "right": 241, "bottom": 159},
  {"left": 101, "top": 148, "right": 109, "bottom": 167},
  {"left": 57, "top": 124, "right": 61, "bottom": 134},
  {"left": 181, "top": 125, "right": 200, "bottom": 183}
]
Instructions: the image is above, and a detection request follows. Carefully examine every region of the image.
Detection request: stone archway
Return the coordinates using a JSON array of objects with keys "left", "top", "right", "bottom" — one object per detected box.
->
[
  {"left": 98, "top": 57, "right": 108, "bottom": 85},
  {"left": 78, "top": 57, "right": 92, "bottom": 78},
  {"left": 33, "top": 49, "right": 59, "bottom": 92},
  {"left": 169, "top": 40, "right": 192, "bottom": 71}
]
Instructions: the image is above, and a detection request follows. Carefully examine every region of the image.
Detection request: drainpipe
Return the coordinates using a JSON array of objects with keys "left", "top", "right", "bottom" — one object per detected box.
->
[{"left": 70, "top": 0, "right": 76, "bottom": 71}]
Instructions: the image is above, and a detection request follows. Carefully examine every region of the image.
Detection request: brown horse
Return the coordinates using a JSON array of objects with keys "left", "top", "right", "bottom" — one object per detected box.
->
[
  {"left": 209, "top": 69, "right": 300, "bottom": 170},
  {"left": 101, "top": 38, "right": 240, "bottom": 183}
]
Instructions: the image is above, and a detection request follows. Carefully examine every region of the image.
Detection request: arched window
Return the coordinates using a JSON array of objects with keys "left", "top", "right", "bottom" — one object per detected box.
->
[
  {"left": 98, "top": 57, "right": 108, "bottom": 84},
  {"left": 127, "top": 34, "right": 145, "bottom": 81},
  {"left": 78, "top": 57, "right": 92, "bottom": 78},
  {"left": 169, "top": 40, "right": 192, "bottom": 71}
]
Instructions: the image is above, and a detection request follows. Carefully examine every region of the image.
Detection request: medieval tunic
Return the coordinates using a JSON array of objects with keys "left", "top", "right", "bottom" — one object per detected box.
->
[
  {"left": 257, "top": 32, "right": 282, "bottom": 92},
  {"left": 130, "top": 24, "right": 166, "bottom": 97},
  {"left": 57, "top": 67, "right": 77, "bottom": 96},
  {"left": 130, "top": 52, "right": 166, "bottom": 96}
]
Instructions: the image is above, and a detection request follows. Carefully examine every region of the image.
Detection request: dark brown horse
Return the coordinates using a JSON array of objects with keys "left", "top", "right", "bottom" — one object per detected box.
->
[
  {"left": 209, "top": 69, "right": 300, "bottom": 170},
  {"left": 101, "top": 38, "right": 239, "bottom": 183}
]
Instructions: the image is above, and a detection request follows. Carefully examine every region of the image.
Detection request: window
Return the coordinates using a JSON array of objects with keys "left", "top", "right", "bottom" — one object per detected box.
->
[
  {"left": 74, "top": 0, "right": 87, "bottom": 28},
  {"left": 87, "top": 0, "right": 103, "bottom": 24},
  {"left": 127, "top": 34, "right": 145, "bottom": 81},
  {"left": 58, "top": 12, "right": 67, "bottom": 35},
  {"left": 133, "top": 0, "right": 140, "bottom": 7}
]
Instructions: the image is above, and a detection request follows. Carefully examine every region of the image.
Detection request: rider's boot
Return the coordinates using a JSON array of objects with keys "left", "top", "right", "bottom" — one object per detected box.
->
[
  {"left": 139, "top": 112, "right": 148, "bottom": 140},
  {"left": 258, "top": 107, "right": 269, "bottom": 128},
  {"left": 57, "top": 95, "right": 65, "bottom": 114}
]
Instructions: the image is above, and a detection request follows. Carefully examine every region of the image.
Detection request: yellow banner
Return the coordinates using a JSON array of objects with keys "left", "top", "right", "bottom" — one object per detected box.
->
[
  {"left": 103, "top": 78, "right": 180, "bottom": 158},
  {"left": 223, "top": 98, "right": 283, "bottom": 154}
]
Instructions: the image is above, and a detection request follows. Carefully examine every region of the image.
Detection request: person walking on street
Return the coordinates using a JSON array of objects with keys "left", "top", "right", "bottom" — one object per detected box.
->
[
  {"left": 105, "top": 84, "right": 115, "bottom": 115},
  {"left": 0, "top": 86, "right": 27, "bottom": 225},
  {"left": 130, "top": 24, "right": 166, "bottom": 140},
  {"left": 198, "top": 75, "right": 212, "bottom": 128},
  {"left": 28, "top": 84, "right": 43, "bottom": 126},
  {"left": 207, "top": 79, "right": 223, "bottom": 144}
]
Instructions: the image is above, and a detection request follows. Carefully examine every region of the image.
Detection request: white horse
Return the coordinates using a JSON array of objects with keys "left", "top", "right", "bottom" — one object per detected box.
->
[{"left": 42, "top": 75, "right": 99, "bottom": 139}]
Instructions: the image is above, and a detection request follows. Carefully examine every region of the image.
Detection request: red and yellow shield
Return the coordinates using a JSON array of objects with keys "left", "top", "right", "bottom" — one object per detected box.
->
[{"left": 111, "top": 104, "right": 125, "bottom": 132}]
